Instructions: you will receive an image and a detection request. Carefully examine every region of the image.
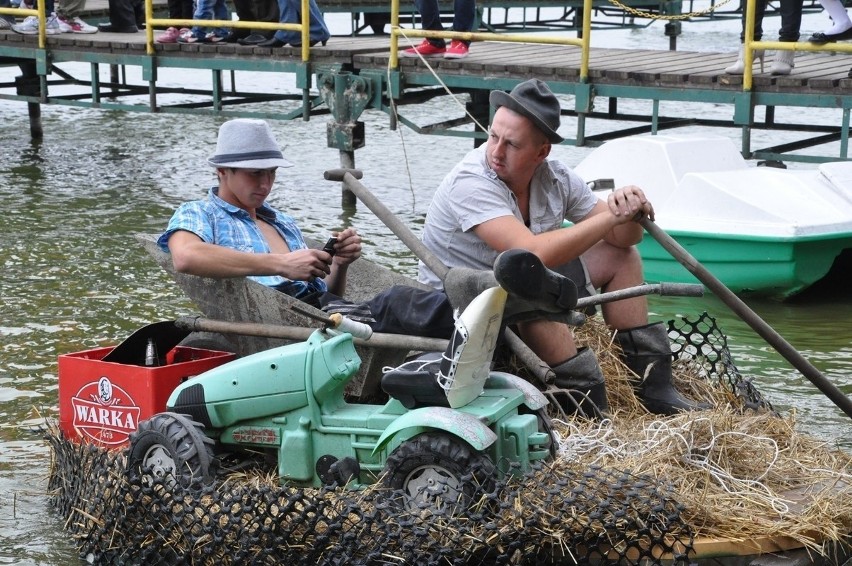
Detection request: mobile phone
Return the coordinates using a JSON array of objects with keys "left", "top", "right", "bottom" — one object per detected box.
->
[{"left": 322, "top": 237, "right": 338, "bottom": 257}]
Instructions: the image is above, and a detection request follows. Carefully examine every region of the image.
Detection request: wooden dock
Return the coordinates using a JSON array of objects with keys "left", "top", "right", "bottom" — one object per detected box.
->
[{"left": 1, "top": 1, "right": 851, "bottom": 164}]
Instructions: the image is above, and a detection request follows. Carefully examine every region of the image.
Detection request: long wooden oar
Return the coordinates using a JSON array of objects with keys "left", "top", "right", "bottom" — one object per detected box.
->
[
  {"left": 324, "top": 168, "right": 450, "bottom": 282},
  {"left": 640, "top": 216, "right": 852, "bottom": 421}
]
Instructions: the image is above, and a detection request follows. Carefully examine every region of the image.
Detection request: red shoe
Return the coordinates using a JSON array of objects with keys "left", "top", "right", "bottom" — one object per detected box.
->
[
  {"left": 402, "top": 39, "right": 446, "bottom": 57},
  {"left": 444, "top": 40, "right": 469, "bottom": 59}
]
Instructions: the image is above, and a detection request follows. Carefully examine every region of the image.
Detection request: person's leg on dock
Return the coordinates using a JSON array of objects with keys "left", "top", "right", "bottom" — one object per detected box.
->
[
  {"left": 132, "top": 0, "right": 145, "bottom": 28},
  {"left": 770, "top": 0, "right": 803, "bottom": 75},
  {"left": 166, "top": 0, "right": 194, "bottom": 21},
  {"left": 12, "top": 0, "right": 69, "bottom": 34},
  {"left": 179, "top": 0, "right": 230, "bottom": 42},
  {"left": 0, "top": 0, "right": 15, "bottom": 29},
  {"left": 445, "top": 0, "right": 475, "bottom": 59},
  {"left": 232, "top": 0, "right": 280, "bottom": 44},
  {"left": 401, "top": 0, "right": 445, "bottom": 56},
  {"left": 259, "top": 0, "right": 330, "bottom": 48},
  {"left": 156, "top": 0, "right": 192, "bottom": 43},
  {"left": 807, "top": 0, "right": 852, "bottom": 43},
  {"left": 56, "top": 0, "right": 98, "bottom": 33},
  {"left": 253, "top": 0, "right": 280, "bottom": 39},
  {"left": 724, "top": 0, "right": 767, "bottom": 74},
  {"left": 98, "top": 0, "right": 142, "bottom": 32},
  {"left": 228, "top": 0, "right": 255, "bottom": 42},
  {"left": 403, "top": 0, "right": 475, "bottom": 58}
]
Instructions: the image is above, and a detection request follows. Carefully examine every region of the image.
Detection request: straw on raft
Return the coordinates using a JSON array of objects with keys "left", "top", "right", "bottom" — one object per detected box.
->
[{"left": 539, "top": 317, "right": 852, "bottom": 553}]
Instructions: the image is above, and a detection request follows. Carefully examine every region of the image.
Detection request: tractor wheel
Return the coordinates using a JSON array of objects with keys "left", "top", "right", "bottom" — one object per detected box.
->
[
  {"left": 382, "top": 432, "right": 496, "bottom": 513},
  {"left": 127, "top": 412, "right": 218, "bottom": 488}
]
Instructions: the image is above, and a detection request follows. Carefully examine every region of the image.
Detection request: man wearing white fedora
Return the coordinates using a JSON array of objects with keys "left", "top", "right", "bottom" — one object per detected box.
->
[
  {"left": 158, "top": 119, "right": 456, "bottom": 338},
  {"left": 158, "top": 119, "right": 362, "bottom": 305}
]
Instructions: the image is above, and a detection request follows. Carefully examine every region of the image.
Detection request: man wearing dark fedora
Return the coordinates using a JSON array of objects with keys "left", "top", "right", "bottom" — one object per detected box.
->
[{"left": 418, "top": 78, "right": 707, "bottom": 416}]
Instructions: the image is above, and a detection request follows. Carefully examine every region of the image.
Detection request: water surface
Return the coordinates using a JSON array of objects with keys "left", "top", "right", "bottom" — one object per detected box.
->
[{"left": 1, "top": 11, "right": 850, "bottom": 564}]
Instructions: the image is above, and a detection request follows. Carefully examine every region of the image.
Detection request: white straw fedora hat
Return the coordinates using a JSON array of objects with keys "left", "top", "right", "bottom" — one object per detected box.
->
[{"left": 208, "top": 119, "right": 293, "bottom": 169}]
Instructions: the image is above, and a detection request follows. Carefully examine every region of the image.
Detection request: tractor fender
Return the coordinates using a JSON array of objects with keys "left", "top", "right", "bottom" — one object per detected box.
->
[
  {"left": 374, "top": 407, "right": 498, "bottom": 455},
  {"left": 486, "top": 371, "right": 549, "bottom": 410}
]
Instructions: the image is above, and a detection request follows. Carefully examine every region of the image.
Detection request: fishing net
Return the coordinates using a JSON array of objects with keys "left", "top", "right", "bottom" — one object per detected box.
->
[
  {"left": 48, "top": 435, "right": 694, "bottom": 565},
  {"left": 47, "top": 312, "right": 851, "bottom": 565},
  {"left": 666, "top": 311, "right": 772, "bottom": 412}
]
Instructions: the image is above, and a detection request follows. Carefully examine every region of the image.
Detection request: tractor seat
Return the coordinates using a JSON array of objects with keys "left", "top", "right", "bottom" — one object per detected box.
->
[{"left": 381, "top": 352, "right": 450, "bottom": 410}]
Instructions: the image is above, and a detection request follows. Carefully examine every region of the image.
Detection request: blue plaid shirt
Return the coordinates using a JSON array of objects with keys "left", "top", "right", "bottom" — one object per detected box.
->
[{"left": 157, "top": 187, "right": 328, "bottom": 298}]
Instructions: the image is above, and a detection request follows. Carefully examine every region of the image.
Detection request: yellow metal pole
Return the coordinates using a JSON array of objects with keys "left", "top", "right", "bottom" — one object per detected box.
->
[
  {"left": 37, "top": 1, "right": 45, "bottom": 49},
  {"left": 301, "top": 0, "right": 309, "bottom": 61},
  {"left": 743, "top": 0, "right": 755, "bottom": 91},
  {"left": 146, "top": 0, "right": 154, "bottom": 55},
  {"left": 580, "top": 0, "right": 592, "bottom": 81},
  {"left": 390, "top": 0, "right": 400, "bottom": 69},
  {"left": 759, "top": 39, "right": 852, "bottom": 53}
]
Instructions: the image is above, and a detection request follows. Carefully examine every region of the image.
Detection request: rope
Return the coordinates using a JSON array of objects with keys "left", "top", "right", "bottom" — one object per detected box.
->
[
  {"left": 384, "top": 60, "right": 418, "bottom": 207},
  {"left": 388, "top": 28, "right": 489, "bottom": 132},
  {"left": 551, "top": 416, "right": 800, "bottom": 514}
]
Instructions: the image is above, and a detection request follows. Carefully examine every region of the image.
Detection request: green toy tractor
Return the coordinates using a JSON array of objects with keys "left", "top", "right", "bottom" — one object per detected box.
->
[{"left": 126, "top": 249, "right": 699, "bottom": 506}]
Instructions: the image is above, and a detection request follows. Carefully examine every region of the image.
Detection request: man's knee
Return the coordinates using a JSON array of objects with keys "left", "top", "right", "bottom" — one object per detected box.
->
[{"left": 587, "top": 243, "right": 643, "bottom": 289}]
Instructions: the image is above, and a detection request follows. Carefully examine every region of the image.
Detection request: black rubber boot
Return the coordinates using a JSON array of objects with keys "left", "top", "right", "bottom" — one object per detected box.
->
[
  {"left": 615, "top": 322, "right": 707, "bottom": 415},
  {"left": 551, "top": 347, "right": 609, "bottom": 418}
]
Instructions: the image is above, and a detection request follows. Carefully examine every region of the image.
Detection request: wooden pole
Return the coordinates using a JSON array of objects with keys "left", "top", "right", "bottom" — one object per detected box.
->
[{"left": 640, "top": 216, "right": 852, "bottom": 420}]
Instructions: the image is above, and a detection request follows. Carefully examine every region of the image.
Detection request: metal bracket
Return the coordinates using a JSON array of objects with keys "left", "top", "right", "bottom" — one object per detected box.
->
[{"left": 319, "top": 71, "right": 372, "bottom": 151}]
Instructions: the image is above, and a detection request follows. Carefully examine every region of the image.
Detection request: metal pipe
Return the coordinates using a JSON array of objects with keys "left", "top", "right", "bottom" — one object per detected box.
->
[
  {"left": 175, "top": 315, "right": 449, "bottom": 352},
  {"left": 323, "top": 169, "right": 450, "bottom": 281}
]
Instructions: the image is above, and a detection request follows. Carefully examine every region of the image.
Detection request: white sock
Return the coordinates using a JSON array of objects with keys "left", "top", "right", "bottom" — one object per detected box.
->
[{"left": 820, "top": 0, "right": 852, "bottom": 34}]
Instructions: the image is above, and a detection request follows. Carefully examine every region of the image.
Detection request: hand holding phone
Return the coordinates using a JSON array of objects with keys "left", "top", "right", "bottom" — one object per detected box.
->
[{"left": 322, "top": 237, "right": 338, "bottom": 257}]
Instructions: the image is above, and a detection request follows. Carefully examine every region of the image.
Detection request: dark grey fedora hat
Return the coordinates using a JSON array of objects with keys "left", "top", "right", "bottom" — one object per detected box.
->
[
  {"left": 489, "top": 79, "right": 563, "bottom": 143},
  {"left": 208, "top": 119, "right": 293, "bottom": 169}
]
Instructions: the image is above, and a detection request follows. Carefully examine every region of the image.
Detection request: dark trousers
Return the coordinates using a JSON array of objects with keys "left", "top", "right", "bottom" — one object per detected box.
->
[
  {"left": 108, "top": 0, "right": 144, "bottom": 28},
  {"left": 0, "top": 0, "right": 14, "bottom": 25},
  {"left": 414, "top": 0, "right": 476, "bottom": 47},
  {"left": 316, "top": 286, "right": 455, "bottom": 339},
  {"left": 166, "top": 0, "right": 193, "bottom": 20},
  {"left": 232, "top": 0, "right": 279, "bottom": 37},
  {"left": 739, "top": 0, "right": 803, "bottom": 42}
]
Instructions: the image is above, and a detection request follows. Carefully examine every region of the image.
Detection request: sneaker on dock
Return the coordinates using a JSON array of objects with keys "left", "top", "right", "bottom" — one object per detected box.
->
[
  {"left": 12, "top": 13, "right": 66, "bottom": 35},
  {"left": 156, "top": 26, "right": 188, "bottom": 43},
  {"left": 57, "top": 15, "right": 98, "bottom": 34},
  {"left": 402, "top": 39, "right": 446, "bottom": 58},
  {"left": 444, "top": 40, "right": 469, "bottom": 59},
  {"left": 0, "top": 17, "right": 13, "bottom": 30}
]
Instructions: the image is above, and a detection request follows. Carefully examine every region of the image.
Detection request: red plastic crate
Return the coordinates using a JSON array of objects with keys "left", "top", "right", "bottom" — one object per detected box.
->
[{"left": 58, "top": 346, "right": 236, "bottom": 448}]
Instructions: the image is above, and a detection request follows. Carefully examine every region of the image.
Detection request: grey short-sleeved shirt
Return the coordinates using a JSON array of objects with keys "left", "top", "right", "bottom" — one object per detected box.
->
[{"left": 418, "top": 145, "right": 599, "bottom": 289}]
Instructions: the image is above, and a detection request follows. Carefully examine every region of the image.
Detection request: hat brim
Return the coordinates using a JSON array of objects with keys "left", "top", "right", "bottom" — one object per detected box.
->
[
  {"left": 490, "top": 90, "right": 564, "bottom": 144},
  {"left": 208, "top": 156, "right": 293, "bottom": 169}
]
